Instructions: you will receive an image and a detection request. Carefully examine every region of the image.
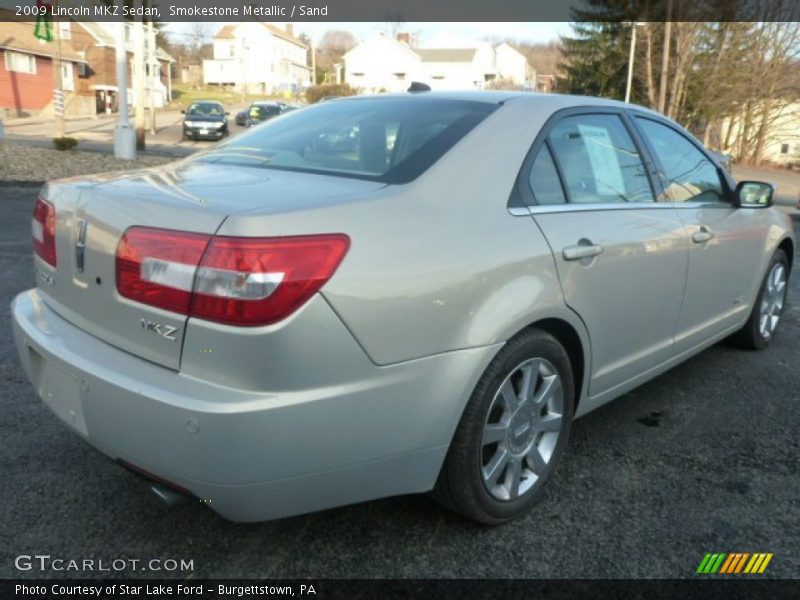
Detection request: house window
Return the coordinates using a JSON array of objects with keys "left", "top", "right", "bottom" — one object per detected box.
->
[
  {"left": 58, "top": 22, "right": 71, "bottom": 40},
  {"left": 4, "top": 51, "right": 37, "bottom": 74},
  {"left": 780, "top": 143, "right": 790, "bottom": 154},
  {"left": 61, "top": 62, "right": 74, "bottom": 91}
]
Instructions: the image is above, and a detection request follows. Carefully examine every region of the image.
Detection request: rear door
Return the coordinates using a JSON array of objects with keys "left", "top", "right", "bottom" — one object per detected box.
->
[
  {"left": 517, "top": 109, "right": 688, "bottom": 396},
  {"left": 631, "top": 115, "right": 769, "bottom": 352}
]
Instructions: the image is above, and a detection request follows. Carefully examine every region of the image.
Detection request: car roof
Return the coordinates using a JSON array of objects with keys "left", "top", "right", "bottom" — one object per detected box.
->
[{"left": 332, "top": 90, "right": 662, "bottom": 118}]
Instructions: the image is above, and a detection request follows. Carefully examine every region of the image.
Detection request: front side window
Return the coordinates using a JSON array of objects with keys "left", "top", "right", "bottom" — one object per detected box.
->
[
  {"left": 193, "top": 97, "right": 497, "bottom": 183},
  {"left": 636, "top": 117, "right": 725, "bottom": 204},
  {"left": 547, "top": 114, "right": 654, "bottom": 204}
]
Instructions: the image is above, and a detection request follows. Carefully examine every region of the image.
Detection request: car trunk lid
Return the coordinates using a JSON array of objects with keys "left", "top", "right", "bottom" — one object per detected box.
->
[{"left": 37, "top": 160, "right": 386, "bottom": 370}]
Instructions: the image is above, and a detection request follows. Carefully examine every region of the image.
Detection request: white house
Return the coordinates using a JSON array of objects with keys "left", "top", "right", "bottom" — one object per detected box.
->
[
  {"left": 721, "top": 102, "right": 800, "bottom": 166},
  {"left": 417, "top": 48, "right": 495, "bottom": 90},
  {"left": 495, "top": 42, "right": 535, "bottom": 88},
  {"left": 344, "top": 34, "right": 534, "bottom": 92},
  {"left": 343, "top": 32, "right": 423, "bottom": 93},
  {"left": 203, "top": 23, "right": 310, "bottom": 93}
]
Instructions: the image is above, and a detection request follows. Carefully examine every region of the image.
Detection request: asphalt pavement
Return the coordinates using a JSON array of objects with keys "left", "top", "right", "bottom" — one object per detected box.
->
[
  {"left": 3, "top": 106, "right": 252, "bottom": 157},
  {"left": 0, "top": 184, "right": 798, "bottom": 579}
]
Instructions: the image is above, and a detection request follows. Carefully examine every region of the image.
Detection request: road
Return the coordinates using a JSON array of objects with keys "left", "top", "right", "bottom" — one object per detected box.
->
[
  {"left": 0, "top": 184, "right": 798, "bottom": 579},
  {"left": 3, "top": 105, "right": 252, "bottom": 156}
]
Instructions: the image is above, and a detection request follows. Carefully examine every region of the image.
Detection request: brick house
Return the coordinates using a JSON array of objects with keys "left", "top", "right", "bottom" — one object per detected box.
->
[
  {"left": 0, "top": 18, "right": 88, "bottom": 117},
  {"left": 0, "top": 14, "right": 173, "bottom": 118}
]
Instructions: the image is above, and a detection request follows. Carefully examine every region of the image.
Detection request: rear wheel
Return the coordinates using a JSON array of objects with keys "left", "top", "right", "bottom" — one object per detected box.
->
[
  {"left": 730, "top": 249, "right": 789, "bottom": 349},
  {"left": 434, "top": 329, "right": 574, "bottom": 524}
]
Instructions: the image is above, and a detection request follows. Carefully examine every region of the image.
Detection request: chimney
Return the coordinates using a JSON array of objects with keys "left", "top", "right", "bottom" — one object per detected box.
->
[
  {"left": 396, "top": 32, "right": 410, "bottom": 45},
  {"left": 285, "top": 24, "right": 294, "bottom": 37}
]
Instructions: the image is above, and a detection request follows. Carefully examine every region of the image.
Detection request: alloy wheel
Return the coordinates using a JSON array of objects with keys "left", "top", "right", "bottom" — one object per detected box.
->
[
  {"left": 481, "top": 358, "right": 564, "bottom": 501},
  {"left": 759, "top": 262, "right": 787, "bottom": 339}
]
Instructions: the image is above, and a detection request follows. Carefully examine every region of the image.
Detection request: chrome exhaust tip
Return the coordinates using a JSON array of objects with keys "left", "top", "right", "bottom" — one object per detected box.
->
[{"left": 150, "top": 483, "right": 187, "bottom": 508}]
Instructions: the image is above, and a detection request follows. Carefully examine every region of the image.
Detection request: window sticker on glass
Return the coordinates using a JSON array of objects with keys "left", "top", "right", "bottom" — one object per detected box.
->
[{"left": 576, "top": 124, "right": 626, "bottom": 197}]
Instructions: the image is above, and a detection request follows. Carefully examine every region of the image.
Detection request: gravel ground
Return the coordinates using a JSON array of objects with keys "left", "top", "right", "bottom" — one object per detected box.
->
[
  {"left": 0, "top": 139, "right": 174, "bottom": 183},
  {"left": 0, "top": 147, "right": 798, "bottom": 580}
]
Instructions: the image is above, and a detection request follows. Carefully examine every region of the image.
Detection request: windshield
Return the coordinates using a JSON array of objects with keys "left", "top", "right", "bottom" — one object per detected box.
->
[
  {"left": 192, "top": 97, "right": 498, "bottom": 183},
  {"left": 186, "top": 102, "right": 224, "bottom": 118}
]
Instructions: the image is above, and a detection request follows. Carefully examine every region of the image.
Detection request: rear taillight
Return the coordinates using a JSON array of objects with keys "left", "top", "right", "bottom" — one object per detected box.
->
[
  {"left": 32, "top": 196, "right": 57, "bottom": 266},
  {"left": 116, "top": 227, "right": 349, "bottom": 327},
  {"left": 116, "top": 228, "right": 212, "bottom": 314}
]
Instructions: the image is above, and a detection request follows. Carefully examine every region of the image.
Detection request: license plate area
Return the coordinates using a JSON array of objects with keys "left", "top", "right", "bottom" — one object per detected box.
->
[{"left": 29, "top": 348, "right": 88, "bottom": 436}]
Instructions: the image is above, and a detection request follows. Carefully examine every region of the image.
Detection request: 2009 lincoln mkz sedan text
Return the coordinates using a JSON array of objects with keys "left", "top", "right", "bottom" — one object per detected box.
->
[{"left": 12, "top": 92, "right": 793, "bottom": 523}]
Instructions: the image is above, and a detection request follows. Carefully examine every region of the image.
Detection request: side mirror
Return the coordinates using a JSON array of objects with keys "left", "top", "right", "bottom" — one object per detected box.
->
[
  {"left": 180, "top": 109, "right": 185, "bottom": 114},
  {"left": 736, "top": 181, "right": 774, "bottom": 208},
  {"left": 225, "top": 111, "right": 230, "bottom": 116}
]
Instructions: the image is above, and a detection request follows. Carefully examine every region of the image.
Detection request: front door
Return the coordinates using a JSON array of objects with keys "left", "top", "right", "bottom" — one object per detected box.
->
[
  {"left": 523, "top": 111, "right": 688, "bottom": 396},
  {"left": 633, "top": 116, "right": 769, "bottom": 353}
]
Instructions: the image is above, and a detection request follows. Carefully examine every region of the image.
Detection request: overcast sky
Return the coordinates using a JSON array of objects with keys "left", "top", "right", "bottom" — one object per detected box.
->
[{"left": 165, "top": 22, "right": 572, "bottom": 45}]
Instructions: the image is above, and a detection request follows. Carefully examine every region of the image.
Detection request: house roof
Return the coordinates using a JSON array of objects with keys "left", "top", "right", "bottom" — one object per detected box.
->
[
  {"left": 343, "top": 31, "right": 420, "bottom": 62},
  {"left": 214, "top": 23, "right": 307, "bottom": 49},
  {"left": 0, "top": 19, "right": 87, "bottom": 63},
  {"left": 75, "top": 22, "right": 174, "bottom": 62},
  {"left": 417, "top": 48, "right": 478, "bottom": 63}
]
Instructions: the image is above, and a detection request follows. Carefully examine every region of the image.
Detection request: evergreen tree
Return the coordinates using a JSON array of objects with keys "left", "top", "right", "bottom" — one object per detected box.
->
[{"left": 556, "top": 0, "right": 644, "bottom": 101}]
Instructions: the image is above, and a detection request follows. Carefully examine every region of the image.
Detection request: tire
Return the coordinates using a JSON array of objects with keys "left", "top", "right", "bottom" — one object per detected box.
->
[
  {"left": 729, "top": 249, "right": 789, "bottom": 350},
  {"left": 434, "top": 329, "right": 575, "bottom": 525}
]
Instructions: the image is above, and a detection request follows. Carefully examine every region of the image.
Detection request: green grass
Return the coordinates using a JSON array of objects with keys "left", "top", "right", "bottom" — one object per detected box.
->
[{"left": 169, "top": 84, "right": 296, "bottom": 108}]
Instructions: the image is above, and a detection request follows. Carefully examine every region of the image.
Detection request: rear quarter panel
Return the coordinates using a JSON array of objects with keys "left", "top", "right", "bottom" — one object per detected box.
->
[{"left": 217, "top": 97, "right": 588, "bottom": 367}]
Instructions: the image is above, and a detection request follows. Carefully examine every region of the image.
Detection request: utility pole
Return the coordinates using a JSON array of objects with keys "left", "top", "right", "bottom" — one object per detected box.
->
[
  {"left": 625, "top": 22, "right": 643, "bottom": 103},
  {"left": 113, "top": 0, "right": 135, "bottom": 159},
  {"left": 147, "top": 18, "right": 157, "bottom": 135},
  {"left": 133, "top": 11, "right": 146, "bottom": 150},
  {"left": 53, "top": 2, "right": 65, "bottom": 136},
  {"left": 310, "top": 23, "right": 316, "bottom": 85},
  {"left": 658, "top": 0, "right": 673, "bottom": 115}
]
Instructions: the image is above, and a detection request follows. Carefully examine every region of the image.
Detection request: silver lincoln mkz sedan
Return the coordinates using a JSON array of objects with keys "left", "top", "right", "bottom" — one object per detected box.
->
[{"left": 12, "top": 92, "right": 794, "bottom": 524}]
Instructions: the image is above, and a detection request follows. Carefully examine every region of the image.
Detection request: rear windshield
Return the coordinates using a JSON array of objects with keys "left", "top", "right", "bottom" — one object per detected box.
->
[{"left": 192, "top": 97, "right": 498, "bottom": 183}]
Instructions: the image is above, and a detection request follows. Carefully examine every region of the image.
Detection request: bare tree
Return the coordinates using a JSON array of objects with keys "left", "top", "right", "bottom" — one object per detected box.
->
[
  {"left": 187, "top": 23, "right": 212, "bottom": 61},
  {"left": 317, "top": 30, "right": 358, "bottom": 82}
]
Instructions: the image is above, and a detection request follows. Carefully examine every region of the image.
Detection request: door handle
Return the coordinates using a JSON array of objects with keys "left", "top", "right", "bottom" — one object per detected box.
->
[
  {"left": 692, "top": 227, "right": 715, "bottom": 244},
  {"left": 563, "top": 244, "right": 604, "bottom": 261}
]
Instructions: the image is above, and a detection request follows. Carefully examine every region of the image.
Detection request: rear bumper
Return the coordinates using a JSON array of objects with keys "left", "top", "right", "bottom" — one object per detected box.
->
[{"left": 11, "top": 288, "right": 498, "bottom": 521}]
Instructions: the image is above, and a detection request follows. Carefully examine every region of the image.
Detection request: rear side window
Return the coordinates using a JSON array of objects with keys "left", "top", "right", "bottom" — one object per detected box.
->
[
  {"left": 197, "top": 98, "right": 497, "bottom": 183},
  {"left": 636, "top": 118, "right": 726, "bottom": 204},
  {"left": 528, "top": 145, "right": 566, "bottom": 205},
  {"left": 548, "top": 114, "right": 654, "bottom": 204}
]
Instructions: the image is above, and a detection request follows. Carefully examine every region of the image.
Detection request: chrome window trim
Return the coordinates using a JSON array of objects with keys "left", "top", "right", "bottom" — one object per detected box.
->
[{"left": 508, "top": 201, "right": 734, "bottom": 216}]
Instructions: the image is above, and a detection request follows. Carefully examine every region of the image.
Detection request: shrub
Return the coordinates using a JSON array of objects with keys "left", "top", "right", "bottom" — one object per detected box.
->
[
  {"left": 53, "top": 137, "right": 78, "bottom": 151},
  {"left": 305, "top": 84, "right": 357, "bottom": 104}
]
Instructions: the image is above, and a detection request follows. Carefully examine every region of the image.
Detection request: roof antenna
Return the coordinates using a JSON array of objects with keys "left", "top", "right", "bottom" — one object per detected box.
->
[{"left": 408, "top": 82, "right": 431, "bottom": 93}]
